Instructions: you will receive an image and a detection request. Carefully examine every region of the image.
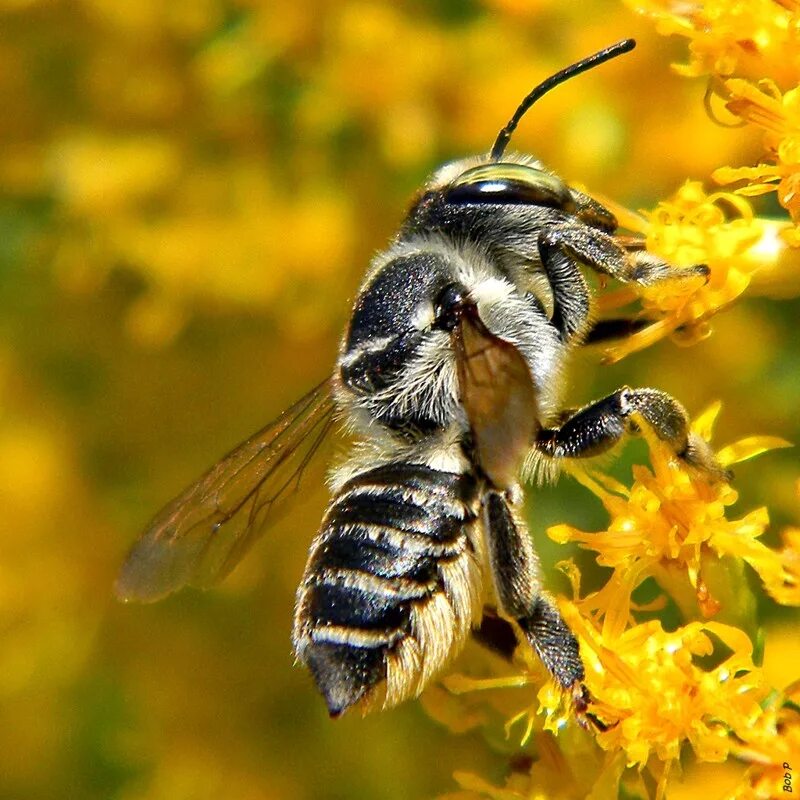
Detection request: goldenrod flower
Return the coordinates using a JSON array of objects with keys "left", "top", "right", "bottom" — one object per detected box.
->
[
  {"left": 437, "top": 607, "right": 784, "bottom": 800},
  {"left": 596, "top": 184, "right": 788, "bottom": 362},
  {"left": 628, "top": 0, "right": 800, "bottom": 84},
  {"left": 714, "top": 79, "right": 800, "bottom": 236},
  {"left": 726, "top": 681, "right": 800, "bottom": 798},
  {"left": 549, "top": 612, "right": 765, "bottom": 762},
  {"left": 432, "top": 407, "right": 796, "bottom": 799},
  {"left": 630, "top": 1, "right": 800, "bottom": 249},
  {"left": 549, "top": 405, "right": 796, "bottom": 619}
]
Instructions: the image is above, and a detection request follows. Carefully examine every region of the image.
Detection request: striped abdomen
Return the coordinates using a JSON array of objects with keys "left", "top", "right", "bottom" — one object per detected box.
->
[{"left": 293, "top": 462, "right": 484, "bottom": 716}]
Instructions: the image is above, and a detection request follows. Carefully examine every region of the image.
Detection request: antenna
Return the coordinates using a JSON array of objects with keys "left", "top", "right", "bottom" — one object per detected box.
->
[{"left": 489, "top": 38, "right": 636, "bottom": 161}]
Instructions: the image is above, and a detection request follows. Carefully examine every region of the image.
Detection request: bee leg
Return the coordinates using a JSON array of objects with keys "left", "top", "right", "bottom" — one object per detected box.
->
[
  {"left": 483, "top": 490, "right": 585, "bottom": 695},
  {"left": 539, "top": 224, "right": 708, "bottom": 300},
  {"left": 536, "top": 386, "right": 731, "bottom": 481},
  {"left": 567, "top": 188, "right": 617, "bottom": 233},
  {"left": 472, "top": 606, "right": 520, "bottom": 662},
  {"left": 535, "top": 227, "right": 592, "bottom": 343},
  {"left": 582, "top": 316, "right": 654, "bottom": 345}
]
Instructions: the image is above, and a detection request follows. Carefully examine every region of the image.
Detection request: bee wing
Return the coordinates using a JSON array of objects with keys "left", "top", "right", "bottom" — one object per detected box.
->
[
  {"left": 455, "top": 313, "right": 537, "bottom": 489},
  {"left": 116, "top": 379, "right": 337, "bottom": 603}
]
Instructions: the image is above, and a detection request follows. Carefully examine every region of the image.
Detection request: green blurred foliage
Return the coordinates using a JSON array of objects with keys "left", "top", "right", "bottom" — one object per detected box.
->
[{"left": 0, "top": 0, "right": 797, "bottom": 798}]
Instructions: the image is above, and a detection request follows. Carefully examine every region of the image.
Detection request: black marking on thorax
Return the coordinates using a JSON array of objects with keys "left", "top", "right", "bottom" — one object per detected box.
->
[
  {"left": 345, "top": 253, "right": 450, "bottom": 349},
  {"left": 341, "top": 252, "right": 452, "bottom": 395},
  {"left": 340, "top": 252, "right": 459, "bottom": 436}
]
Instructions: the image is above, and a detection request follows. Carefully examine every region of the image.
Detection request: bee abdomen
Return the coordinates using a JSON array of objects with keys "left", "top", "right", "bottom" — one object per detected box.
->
[{"left": 293, "top": 462, "right": 483, "bottom": 717}]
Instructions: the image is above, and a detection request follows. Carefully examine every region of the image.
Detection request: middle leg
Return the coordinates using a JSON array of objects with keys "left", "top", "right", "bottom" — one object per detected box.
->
[{"left": 535, "top": 386, "right": 730, "bottom": 480}]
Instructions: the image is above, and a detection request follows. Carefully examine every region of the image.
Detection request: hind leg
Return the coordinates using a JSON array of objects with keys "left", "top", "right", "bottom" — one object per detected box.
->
[{"left": 483, "top": 489, "right": 584, "bottom": 696}]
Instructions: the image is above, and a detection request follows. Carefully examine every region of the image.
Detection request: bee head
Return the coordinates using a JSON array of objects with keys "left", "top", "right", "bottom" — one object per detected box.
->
[{"left": 404, "top": 39, "right": 634, "bottom": 225}]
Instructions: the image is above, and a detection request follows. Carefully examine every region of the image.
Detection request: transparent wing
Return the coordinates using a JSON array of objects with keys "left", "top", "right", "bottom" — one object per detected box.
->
[{"left": 116, "top": 379, "right": 336, "bottom": 603}]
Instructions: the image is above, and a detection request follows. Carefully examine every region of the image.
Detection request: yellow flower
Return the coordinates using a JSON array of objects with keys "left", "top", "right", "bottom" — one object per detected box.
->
[
  {"left": 630, "top": 1, "right": 800, "bottom": 248},
  {"left": 714, "top": 677, "right": 800, "bottom": 799},
  {"left": 713, "top": 79, "right": 800, "bottom": 234},
  {"left": 548, "top": 405, "right": 795, "bottom": 619},
  {"left": 437, "top": 603, "right": 777, "bottom": 800},
  {"left": 628, "top": 0, "right": 800, "bottom": 84},
  {"left": 595, "top": 183, "right": 784, "bottom": 363},
  {"left": 432, "top": 406, "right": 796, "bottom": 799},
  {"left": 549, "top": 610, "right": 766, "bottom": 766}
]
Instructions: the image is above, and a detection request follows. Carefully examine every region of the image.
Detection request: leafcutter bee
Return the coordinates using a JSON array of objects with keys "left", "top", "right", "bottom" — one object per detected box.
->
[{"left": 117, "top": 39, "right": 726, "bottom": 720}]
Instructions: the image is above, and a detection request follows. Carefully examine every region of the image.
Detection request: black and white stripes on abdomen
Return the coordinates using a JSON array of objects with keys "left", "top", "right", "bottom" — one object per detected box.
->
[{"left": 292, "top": 461, "right": 486, "bottom": 716}]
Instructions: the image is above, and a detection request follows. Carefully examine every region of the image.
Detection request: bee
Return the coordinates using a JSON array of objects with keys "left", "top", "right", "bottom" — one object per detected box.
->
[{"left": 116, "top": 39, "right": 727, "bottom": 721}]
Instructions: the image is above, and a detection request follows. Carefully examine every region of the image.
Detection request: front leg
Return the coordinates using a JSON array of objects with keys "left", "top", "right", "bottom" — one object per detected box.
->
[
  {"left": 535, "top": 386, "right": 730, "bottom": 481},
  {"left": 540, "top": 223, "right": 708, "bottom": 299},
  {"left": 483, "top": 489, "right": 586, "bottom": 700}
]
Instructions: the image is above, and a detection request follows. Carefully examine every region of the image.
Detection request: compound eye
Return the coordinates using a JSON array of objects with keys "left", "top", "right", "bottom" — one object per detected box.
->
[
  {"left": 444, "top": 163, "right": 574, "bottom": 211},
  {"left": 434, "top": 282, "right": 470, "bottom": 331}
]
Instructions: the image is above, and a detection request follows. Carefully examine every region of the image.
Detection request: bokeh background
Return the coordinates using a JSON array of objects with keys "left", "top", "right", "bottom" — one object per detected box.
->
[{"left": 1, "top": 1, "right": 798, "bottom": 798}]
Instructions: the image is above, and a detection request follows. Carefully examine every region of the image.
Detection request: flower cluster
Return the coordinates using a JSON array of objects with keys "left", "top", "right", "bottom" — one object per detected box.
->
[
  {"left": 428, "top": 5, "right": 800, "bottom": 790},
  {"left": 631, "top": 0, "right": 800, "bottom": 240},
  {"left": 596, "top": 183, "right": 784, "bottom": 362},
  {"left": 585, "top": 1, "right": 800, "bottom": 364},
  {"left": 714, "top": 79, "right": 800, "bottom": 238},
  {"left": 628, "top": 0, "right": 800, "bottom": 84},
  {"left": 551, "top": 405, "right": 797, "bottom": 616},
  {"left": 432, "top": 417, "right": 799, "bottom": 799}
]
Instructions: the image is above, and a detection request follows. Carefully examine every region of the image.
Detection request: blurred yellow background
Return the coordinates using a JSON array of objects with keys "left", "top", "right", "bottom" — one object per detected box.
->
[{"left": 1, "top": 0, "right": 798, "bottom": 798}]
